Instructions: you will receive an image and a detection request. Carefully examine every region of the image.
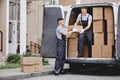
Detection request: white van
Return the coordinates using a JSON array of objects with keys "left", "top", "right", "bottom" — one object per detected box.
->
[{"left": 41, "top": 3, "right": 120, "bottom": 70}]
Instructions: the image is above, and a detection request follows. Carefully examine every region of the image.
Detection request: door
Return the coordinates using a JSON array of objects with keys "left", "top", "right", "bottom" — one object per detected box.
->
[
  {"left": 9, "top": 20, "right": 17, "bottom": 54},
  {"left": 117, "top": 5, "right": 120, "bottom": 61},
  {"left": 41, "top": 6, "right": 64, "bottom": 58}
]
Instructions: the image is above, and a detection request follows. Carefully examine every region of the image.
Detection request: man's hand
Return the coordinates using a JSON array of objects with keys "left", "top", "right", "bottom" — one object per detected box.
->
[{"left": 80, "top": 29, "right": 85, "bottom": 34}]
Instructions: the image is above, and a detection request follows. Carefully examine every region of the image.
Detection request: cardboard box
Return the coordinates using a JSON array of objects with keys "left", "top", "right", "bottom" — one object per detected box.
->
[
  {"left": 21, "top": 57, "right": 43, "bottom": 72},
  {"left": 104, "top": 7, "right": 113, "bottom": 20},
  {"left": 68, "top": 25, "right": 82, "bottom": 39},
  {"left": 34, "top": 57, "right": 42, "bottom": 65},
  {"left": 34, "top": 64, "right": 43, "bottom": 72},
  {"left": 93, "top": 7, "right": 103, "bottom": 20},
  {"left": 68, "top": 51, "right": 78, "bottom": 57},
  {"left": 69, "top": 32, "right": 79, "bottom": 39},
  {"left": 68, "top": 25, "right": 83, "bottom": 32},
  {"left": 83, "top": 45, "right": 88, "bottom": 57},
  {"left": 68, "top": 38, "right": 78, "bottom": 45},
  {"left": 21, "top": 57, "right": 34, "bottom": 65},
  {"left": 68, "top": 44, "right": 78, "bottom": 51},
  {"left": 92, "top": 45, "right": 102, "bottom": 58},
  {"left": 21, "top": 65, "right": 34, "bottom": 72},
  {"left": 102, "top": 45, "right": 112, "bottom": 58},
  {"left": 107, "top": 20, "right": 114, "bottom": 32},
  {"left": 107, "top": 33, "right": 114, "bottom": 45},
  {"left": 93, "top": 20, "right": 104, "bottom": 32},
  {"left": 94, "top": 33, "right": 104, "bottom": 45}
]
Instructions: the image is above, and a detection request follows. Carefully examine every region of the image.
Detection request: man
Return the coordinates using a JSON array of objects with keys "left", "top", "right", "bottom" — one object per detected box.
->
[
  {"left": 55, "top": 18, "right": 73, "bottom": 75},
  {"left": 74, "top": 7, "right": 93, "bottom": 57}
]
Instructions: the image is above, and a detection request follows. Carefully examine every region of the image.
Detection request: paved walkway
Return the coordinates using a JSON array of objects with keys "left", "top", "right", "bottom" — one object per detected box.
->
[{"left": 0, "top": 59, "right": 69, "bottom": 80}]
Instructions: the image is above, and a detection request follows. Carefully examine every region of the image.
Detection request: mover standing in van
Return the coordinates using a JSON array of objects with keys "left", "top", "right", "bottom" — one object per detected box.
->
[
  {"left": 74, "top": 7, "right": 93, "bottom": 57},
  {"left": 55, "top": 18, "right": 75, "bottom": 75}
]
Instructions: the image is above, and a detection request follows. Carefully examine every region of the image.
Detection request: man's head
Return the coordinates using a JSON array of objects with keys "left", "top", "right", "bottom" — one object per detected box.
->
[
  {"left": 57, "top": 18, "right": 64, "bottom": 26},
  {"left": 81, "top": 7, "right": 87, "bottom": 15}
]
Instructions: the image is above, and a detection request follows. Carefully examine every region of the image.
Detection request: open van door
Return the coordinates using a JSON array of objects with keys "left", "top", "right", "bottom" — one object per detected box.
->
[
  {"left": 117, "top": 5, "right": 120, "bottom": 61},
  {"left": 41, "top": 6, "right": 64, "bottom": 58}
]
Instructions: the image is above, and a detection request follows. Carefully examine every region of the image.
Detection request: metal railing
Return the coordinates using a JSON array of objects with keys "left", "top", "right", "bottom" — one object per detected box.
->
[
  {"left": 0, "top": 31, "right": 3, "bottom": 52},
  {"left": 30, "top": 41, "right": 41, "bottom": 54}
]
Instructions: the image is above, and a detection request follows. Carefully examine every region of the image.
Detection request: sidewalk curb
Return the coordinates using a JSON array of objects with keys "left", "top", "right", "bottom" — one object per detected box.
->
[{"left": 0, "top": 70, "right": 54, "bottom": 80}]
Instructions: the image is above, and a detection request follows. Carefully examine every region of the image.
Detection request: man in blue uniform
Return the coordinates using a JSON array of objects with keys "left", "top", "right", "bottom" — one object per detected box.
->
[
  {"left": 74, "top": 7, "right": 93, "bottom": 57},
  {"left": 55, "top": 18, "right": 73, "bottom": 75}
]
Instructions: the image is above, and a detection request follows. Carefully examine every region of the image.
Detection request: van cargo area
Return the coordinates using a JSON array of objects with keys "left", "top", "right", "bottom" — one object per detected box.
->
[{"left": 67, "top": 6, "right": 115, "bottom": 61}]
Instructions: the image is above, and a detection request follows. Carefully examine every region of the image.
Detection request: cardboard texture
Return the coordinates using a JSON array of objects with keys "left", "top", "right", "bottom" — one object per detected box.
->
[
  {"left": 70, "top": 32, "right": 79, "bottom": 39},
  {"left": 68, "top": 25, "right": 82, "bottom": 38},
  {"left": 102, "top": 45, "right": 112, "bottom": 58},
  {"left": 34, "top": 57, "right": 42, "bottom": 65},
  {"left": 68, "top": 38, "right": 78, "bottom": 45},
  {"left": 21, "top": 65, "right": 34, "bottom": 72},
  {"left": 107, "top": 33, "right": 114, "bottom": 45},
  {"left": 68, "top": 25, "right": 83, "bottom": 32},
  {"left": 21, "top": 57, "right": 43, "bottom": 72},
  {"left": 83, "top": 45, "right": 88, "bottom": 57},
  {"left": 92, "top": 45, "right": 102, "bottom": 58},
  {"left": 93, "top": 7, "right": 103, "bottom": 20},
  {"left": 68, "top": 44, "right": 78, "bottom": 51},
  {"left": 68, "top": 51, "right": 78, "bottom": 57},
  {"left": 67, "top": 45, "right": 88, "bottom": 58},
  {"left": 104, "top": 7, "right": 113, "bottom": 20},
  {"left": 34, "top": 64, "right": 43, "bottom": 72},
  {"left": 21, "top": 57, "right": 34, "bottom": 65},
  {"left": 94, "top": 33, "right": 104, "bottom": 45},
  {"left": 106, "top": 20, "right": 114, "bottom": 32},
  {"left": 93, "top": 20, "right": 104, "bottom": 32}
]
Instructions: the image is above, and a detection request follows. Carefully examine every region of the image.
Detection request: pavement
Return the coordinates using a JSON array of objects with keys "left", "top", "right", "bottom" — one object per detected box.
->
[{"left": 0, "top": 59, "right": 69, "bottom": 80}]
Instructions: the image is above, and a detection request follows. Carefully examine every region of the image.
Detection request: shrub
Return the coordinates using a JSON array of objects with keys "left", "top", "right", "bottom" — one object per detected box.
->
[
  {"left": 22, "top": 52, "right": 32, "bottom": 57},
  {"left": 7, "top": 54, "right": 21, "bottom": 64}
]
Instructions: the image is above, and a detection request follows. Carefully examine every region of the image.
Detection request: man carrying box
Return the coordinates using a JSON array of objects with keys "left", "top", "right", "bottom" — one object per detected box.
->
[
  {"left": 55, "top": 18, "right": 74, "bottom": 75},
  {"left": 74, "top": 7, "right": 93, "bottom": 57}
]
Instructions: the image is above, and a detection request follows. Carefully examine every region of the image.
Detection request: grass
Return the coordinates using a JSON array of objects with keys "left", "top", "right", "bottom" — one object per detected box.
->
[
  {"left": 0, "top": 62, "right": 20, "bottom": 70},
  {"left": 42, "top": 59, "right": 49, "bottom": 65}
]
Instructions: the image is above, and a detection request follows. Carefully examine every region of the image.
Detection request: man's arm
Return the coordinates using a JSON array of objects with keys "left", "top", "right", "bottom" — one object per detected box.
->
[
  {"left": 61, "top": 31, "right": 73, "bottom": 38},
  {"left": 74, "top": 21, "right": 79, "bottom": 26},
  {"left": 83, "top": 22, "right": 92, "bottom": 31}
]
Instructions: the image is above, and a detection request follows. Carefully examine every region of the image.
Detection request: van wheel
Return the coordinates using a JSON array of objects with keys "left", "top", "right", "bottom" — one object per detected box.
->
[{"left": 69, "top": 63, "right": 82, "bottom": 73}]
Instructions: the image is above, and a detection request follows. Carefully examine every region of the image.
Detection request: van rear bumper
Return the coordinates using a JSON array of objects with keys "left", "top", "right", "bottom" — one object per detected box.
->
[{"left": 65, "top": 58, "right": 119, "bottom": 65}]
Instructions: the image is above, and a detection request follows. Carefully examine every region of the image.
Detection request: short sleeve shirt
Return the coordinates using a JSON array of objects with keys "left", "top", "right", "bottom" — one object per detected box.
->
[
  {"left": 56, "top": 26, "right": 67, "bottom": 40},
  {"left": 76, "top": 13, "right": 92, "bottom": 24}
]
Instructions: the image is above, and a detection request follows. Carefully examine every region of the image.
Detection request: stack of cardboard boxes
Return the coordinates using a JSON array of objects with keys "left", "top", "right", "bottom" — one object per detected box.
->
[
  {"left": 67, "top": 25, "right": 88, "bottom": 57},
  {"left": 67, "top": 25, "right": 79, "bottom": 57},
  {"left": 21, "top": 57, "right": 43, "bottom": 72},
  {"left": 92, "top": 7, "right": 114, "bottom": 58}
]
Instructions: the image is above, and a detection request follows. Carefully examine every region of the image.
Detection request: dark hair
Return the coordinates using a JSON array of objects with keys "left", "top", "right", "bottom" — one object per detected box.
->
[
  {"left": 57, "top": 18, "right": 64, "bottom": 22},
  {"left": 81, "top": 7, "right": 87, "bottom": 10}
]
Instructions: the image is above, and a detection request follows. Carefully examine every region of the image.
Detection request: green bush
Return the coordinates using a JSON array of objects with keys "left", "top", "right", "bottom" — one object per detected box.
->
[
  {"left": 22, "top": 52, "right": 32, "bottom": 57},
  {"left": 7, "top": 54, "right": 21, "bottom": 64}
]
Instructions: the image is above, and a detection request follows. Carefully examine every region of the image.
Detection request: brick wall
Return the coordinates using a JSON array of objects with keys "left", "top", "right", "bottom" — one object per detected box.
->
[{"left": 59, "top": 0, "right": 76, "bottom": 6}]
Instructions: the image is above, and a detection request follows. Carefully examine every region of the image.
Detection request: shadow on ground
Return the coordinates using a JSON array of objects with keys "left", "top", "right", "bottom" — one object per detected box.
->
[{"left": 68, "top": 65, "right": 120, "bottom": 76}]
